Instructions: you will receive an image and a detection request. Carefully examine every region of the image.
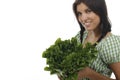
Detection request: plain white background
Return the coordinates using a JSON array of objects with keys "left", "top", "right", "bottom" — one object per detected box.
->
[{"left": 0, "top": 0, "right": 119, "bottom": 80}]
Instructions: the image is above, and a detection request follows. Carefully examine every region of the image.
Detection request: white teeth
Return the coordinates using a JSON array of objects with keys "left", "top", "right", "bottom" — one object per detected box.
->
[{"left": 84, "top": 23, "right": 90, "bottom": 26}]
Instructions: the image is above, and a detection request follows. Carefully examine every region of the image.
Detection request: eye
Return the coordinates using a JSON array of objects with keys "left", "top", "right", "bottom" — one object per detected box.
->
[
  {"left": 86, "top": 9, "right": 92, "bottom": 13},
  {"left": 77, "top": 12, "right": 82, "bottom": 16}
]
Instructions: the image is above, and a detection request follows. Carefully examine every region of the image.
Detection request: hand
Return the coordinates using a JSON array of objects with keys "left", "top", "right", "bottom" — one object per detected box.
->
[
  {"left": 78, "top": 67, "right": 91, "bottom": 80},
  {"left": 57, "top": 74, "right": 62, "bottom": 80}
]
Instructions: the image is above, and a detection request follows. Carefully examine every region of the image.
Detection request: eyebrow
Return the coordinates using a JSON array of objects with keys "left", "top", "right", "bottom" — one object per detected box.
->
[{"left": 77, "top": 8, "right": 91, "bottom": 13}]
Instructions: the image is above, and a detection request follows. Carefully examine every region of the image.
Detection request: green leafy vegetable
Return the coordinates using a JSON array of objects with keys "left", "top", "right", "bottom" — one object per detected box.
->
[{"left": 42, "top": 37, "right": 97, "bottom": 80}]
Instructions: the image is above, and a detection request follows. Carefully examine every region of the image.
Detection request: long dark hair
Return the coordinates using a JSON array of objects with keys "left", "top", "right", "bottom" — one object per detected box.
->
[{"left": 73, "top": 0, "right": 111, "bottom": 44}]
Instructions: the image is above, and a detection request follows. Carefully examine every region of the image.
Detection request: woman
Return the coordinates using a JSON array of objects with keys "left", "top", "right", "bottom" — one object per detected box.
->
[{"left": 73, "top": 0, "right": 120, "bottom": 80}]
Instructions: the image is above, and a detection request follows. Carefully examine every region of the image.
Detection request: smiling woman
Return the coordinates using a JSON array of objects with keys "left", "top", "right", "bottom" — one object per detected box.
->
[
  {"left": 41, "top": 0, "right": 118, "bottom": 80},
  {"left": 71, "top": 0, "right": 120, "bottom": 80},
  {"left": 0, "top": 0, "right": 119, "bottom": 80}
]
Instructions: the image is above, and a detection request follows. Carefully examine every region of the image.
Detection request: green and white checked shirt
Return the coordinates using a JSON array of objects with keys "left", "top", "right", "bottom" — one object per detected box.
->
[{"left": 75, "top": 31, "right": 120, "bottom": 79}]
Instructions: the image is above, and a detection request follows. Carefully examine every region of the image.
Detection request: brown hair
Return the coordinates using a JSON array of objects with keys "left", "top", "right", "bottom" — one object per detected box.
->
[{"left": 73, "top": 0, "right": 111, "bottom": 44}]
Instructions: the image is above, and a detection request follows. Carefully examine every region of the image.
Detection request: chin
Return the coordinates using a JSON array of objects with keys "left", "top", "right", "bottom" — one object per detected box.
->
[
  {"left": 86, "top": 28, "right": 93, "bottom": 31},
  {"left": 86, "top": 26, "right": 96, "bottom": 31}
]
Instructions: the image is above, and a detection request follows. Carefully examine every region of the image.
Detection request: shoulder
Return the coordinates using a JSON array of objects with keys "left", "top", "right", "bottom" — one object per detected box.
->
[
  {"left": 102, "top": 34, "right": 120, "bottom": 47},
  {"left": 100, "top": 34, "right": 120, "bottom": 64}
]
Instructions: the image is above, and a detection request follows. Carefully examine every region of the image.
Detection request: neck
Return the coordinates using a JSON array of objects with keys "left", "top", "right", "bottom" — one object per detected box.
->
[
  {"left": 89, "top": 31, "right": 101, "bottom": 38},
  {"left": 87, "top": 27, "right": 101, "bottom": 38}
]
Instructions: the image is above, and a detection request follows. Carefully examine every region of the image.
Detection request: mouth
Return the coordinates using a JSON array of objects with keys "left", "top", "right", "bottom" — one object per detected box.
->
[
  {"left": 85, "top": 22, "right": 91, "bottom": 26},
  {"left": 83, "top": 22, "right": 91, "bottom": 27}
]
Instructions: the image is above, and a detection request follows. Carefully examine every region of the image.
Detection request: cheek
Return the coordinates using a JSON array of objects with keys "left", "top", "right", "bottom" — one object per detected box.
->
[
  {"left": 93, "top": 16, "right": 100, "bottom": 26},
  {"left": 95, "top": 18, "right": 100, "bottom": 26}
]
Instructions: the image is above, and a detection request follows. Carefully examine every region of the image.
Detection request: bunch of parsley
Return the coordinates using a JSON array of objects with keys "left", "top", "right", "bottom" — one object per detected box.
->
[{"left": 42, "top": 37, "right": 97, "bottom": 80}]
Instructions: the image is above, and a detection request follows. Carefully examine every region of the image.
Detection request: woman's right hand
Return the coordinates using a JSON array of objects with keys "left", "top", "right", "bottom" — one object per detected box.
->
[{"left": 57, "top": 74, "right": 62, "bottom": 80}]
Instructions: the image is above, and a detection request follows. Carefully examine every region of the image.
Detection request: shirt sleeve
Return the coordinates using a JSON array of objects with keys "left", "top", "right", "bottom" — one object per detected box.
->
[{"left": 101, "top": 35, "right": 120, "bottom": 64}]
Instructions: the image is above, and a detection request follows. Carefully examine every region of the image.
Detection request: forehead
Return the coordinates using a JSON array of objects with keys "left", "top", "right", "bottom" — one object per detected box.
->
[{"left": 77, "top": 3, "right": 89, "bottom": 12}]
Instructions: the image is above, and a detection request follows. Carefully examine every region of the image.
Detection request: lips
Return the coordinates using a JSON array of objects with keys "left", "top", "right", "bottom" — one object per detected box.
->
[{"left": 83, "top": 22, "right": 91, "bottom": 27}]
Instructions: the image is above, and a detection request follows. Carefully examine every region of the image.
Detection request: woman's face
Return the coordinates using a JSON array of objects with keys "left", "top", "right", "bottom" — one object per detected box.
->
[{"left": 76, "top": 3, "right": 100, "bottom": 31}]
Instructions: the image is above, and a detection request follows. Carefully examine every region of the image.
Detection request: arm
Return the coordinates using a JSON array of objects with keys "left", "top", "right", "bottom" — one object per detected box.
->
[
  {"left": 78, "top": 62, "right": 120, "bottom": 80},
  {"left": 78, "top": 67, "right": 113, "bottom": 80},
  {"left": 109, "top": 62, "right": 120, "bottom": 80}
]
